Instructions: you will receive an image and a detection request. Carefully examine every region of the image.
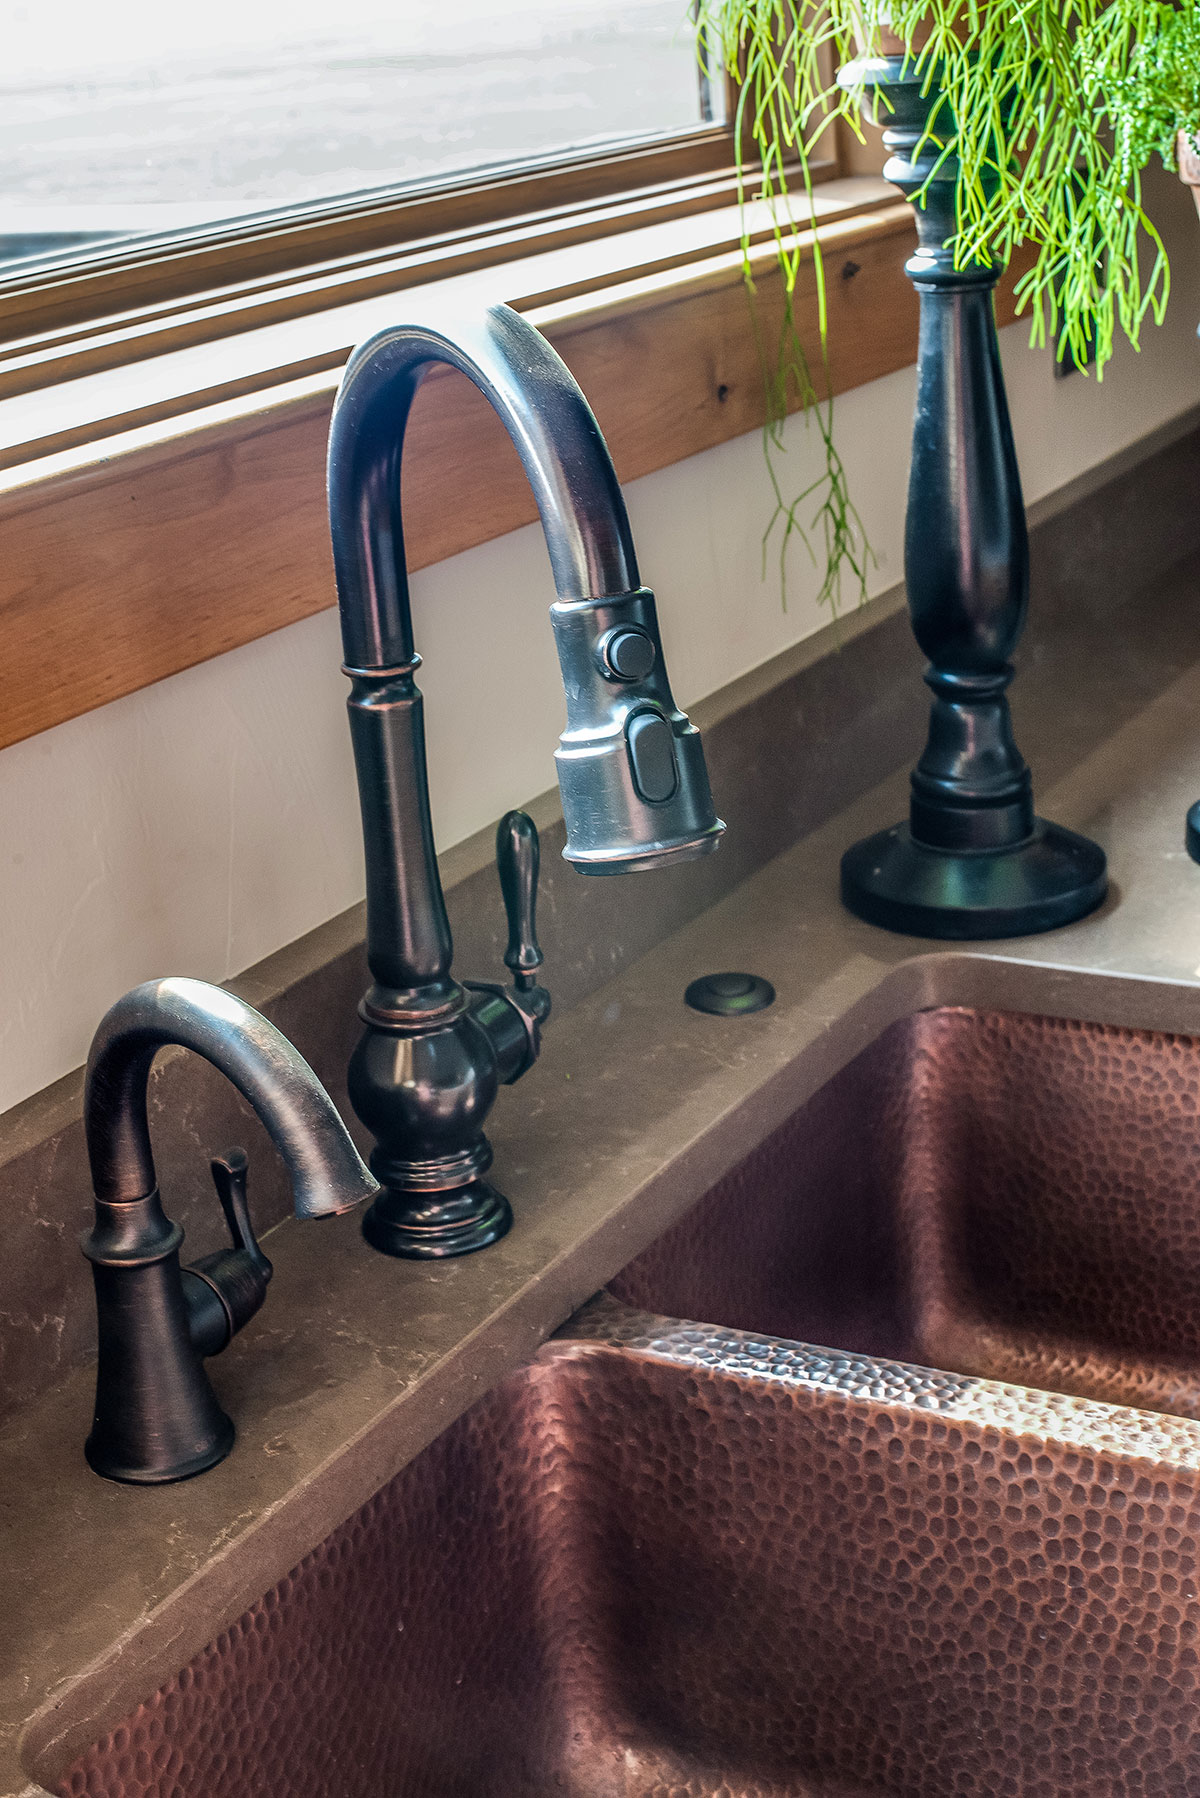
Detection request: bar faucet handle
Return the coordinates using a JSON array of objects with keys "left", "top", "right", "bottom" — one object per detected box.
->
[
  {"left": 211, "top": 1148, "right": 272, "bottom": 1281},
  {"left": 497, "top": 810, "right": 544, "bottom": 994},
  {"left": 184, "top": 1149, "right": 275, "bottom": 1356}
]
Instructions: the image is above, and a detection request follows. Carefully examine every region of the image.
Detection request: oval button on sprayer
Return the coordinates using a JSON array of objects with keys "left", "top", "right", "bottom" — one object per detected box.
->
[
  {"left": 601, "top": 627, "right": 656, "bottom": 682},
  {"left": 626, "top": 711, "right": 678, "bottom": 803}
]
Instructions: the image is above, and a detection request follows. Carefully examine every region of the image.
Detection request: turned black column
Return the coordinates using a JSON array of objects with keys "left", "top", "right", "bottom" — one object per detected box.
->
[{"left": 838, "top": 57, "right": 1107, "bottom": 938}]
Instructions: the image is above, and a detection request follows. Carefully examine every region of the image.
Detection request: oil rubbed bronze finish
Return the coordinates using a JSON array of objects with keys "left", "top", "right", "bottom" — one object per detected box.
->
[
  {"left": 837, "top": 59, "right": 1107, "bottom": 938},
  {"left": 81, "top": 977, "right": 377, "bottom": 1484},
  {"left": 62, "top": 1298, "right": 1200, "bottom": 1796},
  {"left": 327, "top": 304, "right": 723, "bottom": 1259}
]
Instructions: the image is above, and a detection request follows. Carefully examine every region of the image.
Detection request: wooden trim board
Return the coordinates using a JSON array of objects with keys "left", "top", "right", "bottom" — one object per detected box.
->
[{"left": 0, "top": 205, "right": 1036, "bottom": 753}]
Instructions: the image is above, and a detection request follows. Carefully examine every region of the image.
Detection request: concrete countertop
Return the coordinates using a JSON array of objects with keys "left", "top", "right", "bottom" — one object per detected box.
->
[{"left": 8, "top": 593, "right": 1200, "bottom": 1795}]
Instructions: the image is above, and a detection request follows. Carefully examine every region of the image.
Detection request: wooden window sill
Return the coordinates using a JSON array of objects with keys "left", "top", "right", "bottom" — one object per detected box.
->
[{"left": 0, "top": 177, "right": 1028, "bottom": 754}]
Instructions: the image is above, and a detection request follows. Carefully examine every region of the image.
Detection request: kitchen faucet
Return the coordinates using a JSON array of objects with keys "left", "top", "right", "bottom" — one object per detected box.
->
[
  {"left": 328, "top": 302, "right": 723, "bottom": 1260},
  {"left": 81, "top": 977, "right": 378, "bottom": 1484}
]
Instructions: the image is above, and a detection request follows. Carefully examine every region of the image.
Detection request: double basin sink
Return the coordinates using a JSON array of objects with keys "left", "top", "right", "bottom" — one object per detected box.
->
[{"left": 57, "top": 979, "right": 1200, "bottom": 1796}]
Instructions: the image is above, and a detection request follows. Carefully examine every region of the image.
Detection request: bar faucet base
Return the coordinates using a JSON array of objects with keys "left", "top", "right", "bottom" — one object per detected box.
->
[
  {"left": 84, "top": 1414, "right": 235, "bottom": 1486},
  {"left": 361, "top": 1181, "right": 514, "bottom": 1260},
  {"left": 840, "top": 818, "right": 1108, "bottom": 941}
]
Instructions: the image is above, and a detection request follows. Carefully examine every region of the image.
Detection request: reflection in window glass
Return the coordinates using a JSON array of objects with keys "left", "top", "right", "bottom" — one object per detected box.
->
[{"left": 1, "top": 0, "right": 718, "bottom": 267}]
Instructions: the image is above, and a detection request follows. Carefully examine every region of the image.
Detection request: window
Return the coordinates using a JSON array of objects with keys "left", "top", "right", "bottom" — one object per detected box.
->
[
  {"left": 0, "top": 1, "right": 896, "bottom": 757},
  {"left": 5, "top": 0, "right": 724, "bottom": 271},
  {"left": 0, "top": 0, "right": 762, "bottom": 376}
]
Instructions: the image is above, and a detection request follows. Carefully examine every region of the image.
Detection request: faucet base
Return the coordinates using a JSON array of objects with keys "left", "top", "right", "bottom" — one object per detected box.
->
[
  {"left": 361, "top": 1180, "right": 513, "bottom": 1259},
  {"left": 840, "top": 817, "right": 1108, "bottom": 940},
  {"left": 84, "top": 1411, "right": 235, "bottom": 1485}
]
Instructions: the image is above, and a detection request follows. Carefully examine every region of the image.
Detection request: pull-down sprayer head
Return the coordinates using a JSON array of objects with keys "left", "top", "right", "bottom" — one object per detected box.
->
[
  {"left": 327, "top": 302, "right": 724, "bottom": 875},
  {"left": 551, "top": 584, "right": 721, "bottom": 874}
]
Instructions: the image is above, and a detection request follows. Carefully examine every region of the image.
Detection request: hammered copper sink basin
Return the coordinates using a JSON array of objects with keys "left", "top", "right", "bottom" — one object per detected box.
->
[
  {"left": 58, "top": 1003, "right": 1200, "bottom": 1796},
  {"left": 613, "top": 1006, "right": 1200, "bottom": 1422}
]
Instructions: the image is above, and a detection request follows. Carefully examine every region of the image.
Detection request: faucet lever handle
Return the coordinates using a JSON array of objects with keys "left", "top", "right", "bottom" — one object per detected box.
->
[
  {"left": 211, "top": 1148, "right": 272, "bottom": 1281},
  {"left": 497, "top": 810, "right": 544, "bottom": 994},
  {"left": 183, "top": 1149, "right": 274, "bottom": 1357}
]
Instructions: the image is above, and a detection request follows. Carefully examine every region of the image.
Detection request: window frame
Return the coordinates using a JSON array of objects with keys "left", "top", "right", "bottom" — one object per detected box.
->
[
  {"left": 0, "top": 55, "right": 844, "bottom": 404},
  {"left": 0, "top": 29, "right": 923, "bottom": 757}
]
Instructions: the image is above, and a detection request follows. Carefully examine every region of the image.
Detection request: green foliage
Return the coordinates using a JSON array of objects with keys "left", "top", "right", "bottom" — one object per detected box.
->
[
  {"left": 698, "top": 0, "right": 873, "bottom": 610},
  {"left": 1110, "top": 3, "right": 1200, "bottom": 174},
  {"left": 754, "top": 274, "right": 873, "bottom": 615},
  {"left": 697, "top": 0, "right": 1200, "bottom": 603},
  {"left": 880, "top": 0, "right": 1171, "bottom": 373}
]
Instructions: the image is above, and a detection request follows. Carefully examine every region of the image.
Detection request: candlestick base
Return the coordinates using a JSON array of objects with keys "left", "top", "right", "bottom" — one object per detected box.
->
[
  {"left": 840, "top": 818, "right": 1107, "bottom": 940},
  {"left": 362, "top": 1180, "right": 513, "bottom": 1259}
]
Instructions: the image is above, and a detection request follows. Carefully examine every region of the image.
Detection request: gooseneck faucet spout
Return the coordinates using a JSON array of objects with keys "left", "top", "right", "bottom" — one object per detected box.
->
[
  {"left": 82, "top": 977, "right": 378, "bottom": 1484},
  {"left": 328, "top": 303, "right": 723, "bottom": 1260}
]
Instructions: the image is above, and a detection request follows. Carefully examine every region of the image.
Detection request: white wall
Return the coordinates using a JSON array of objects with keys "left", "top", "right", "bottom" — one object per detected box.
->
[{"left": 3, "top": 173, "right": 1200, "bottom": 1112}]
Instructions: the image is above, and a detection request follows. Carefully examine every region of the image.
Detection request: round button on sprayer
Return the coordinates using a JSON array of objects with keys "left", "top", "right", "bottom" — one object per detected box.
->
[
  {"left": 599, "top": 627, "right": 656, "bottom": 682},
  {"left": 684, "top": 972, "right": 776, "bottom": 1016}
]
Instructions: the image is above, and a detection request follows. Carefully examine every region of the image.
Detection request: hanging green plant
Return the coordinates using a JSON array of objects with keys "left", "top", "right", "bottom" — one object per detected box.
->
[
  {"left": 1109, "top": 2, "right": 1200, "bottom": 179},
  {"left": 698, "top": 0, "right": 1200, "bottom": 606}
]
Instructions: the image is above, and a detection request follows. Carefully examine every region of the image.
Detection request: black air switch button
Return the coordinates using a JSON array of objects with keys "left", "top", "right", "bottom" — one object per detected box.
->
[
  {"left": 685, "top": 971, "right": 776, "bottom": 1016},
  {"left": 626, "top": 711, "right": 678, "bottom": 803},
  {"left": 603, "top": 627, "right": 656, "bottom": 682}
]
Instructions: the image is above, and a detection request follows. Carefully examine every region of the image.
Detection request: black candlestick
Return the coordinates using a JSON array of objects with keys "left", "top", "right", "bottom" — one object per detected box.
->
[{"left": 837, "top": 57, "right": 1107, "bottom": 938}]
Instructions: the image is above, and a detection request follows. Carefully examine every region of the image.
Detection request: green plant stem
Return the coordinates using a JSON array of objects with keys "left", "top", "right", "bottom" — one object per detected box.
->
[{"left": 721, "top": 18, "right": 872, "bottom": 611}]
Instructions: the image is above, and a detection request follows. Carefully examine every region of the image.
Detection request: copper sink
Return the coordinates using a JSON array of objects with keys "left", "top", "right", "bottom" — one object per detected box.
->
[
  {"left": 612, "top": 1006, "right": 1200, "bottom": 1420},
  {"left": 61, "top": 1295, "right": 1200, "bottom": 1796},
  {"left": 57, "top": 1001, "right": 1200, "bottom": 1796}
]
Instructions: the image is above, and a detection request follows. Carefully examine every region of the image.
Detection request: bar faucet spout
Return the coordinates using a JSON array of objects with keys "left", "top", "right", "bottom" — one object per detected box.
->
[
  {"left": 327, "top": 303, "right": 723, "bottom": 1259},
  {"left": 81, "top": 977, "right": 378, "bottom": 1484}
]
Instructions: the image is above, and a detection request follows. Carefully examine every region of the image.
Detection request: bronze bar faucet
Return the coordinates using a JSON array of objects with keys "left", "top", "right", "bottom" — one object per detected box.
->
[
  {"left": 328, "top": 303, "right": 724, "bottom": 1261},
  {"left": 82, "top": 977, "right": 378, "bottom": 1484}
]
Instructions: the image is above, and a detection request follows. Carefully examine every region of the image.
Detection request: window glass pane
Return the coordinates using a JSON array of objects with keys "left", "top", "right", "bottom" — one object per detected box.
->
[{"left": 2, "top": 0, "right": 719, "bottom": 270}]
